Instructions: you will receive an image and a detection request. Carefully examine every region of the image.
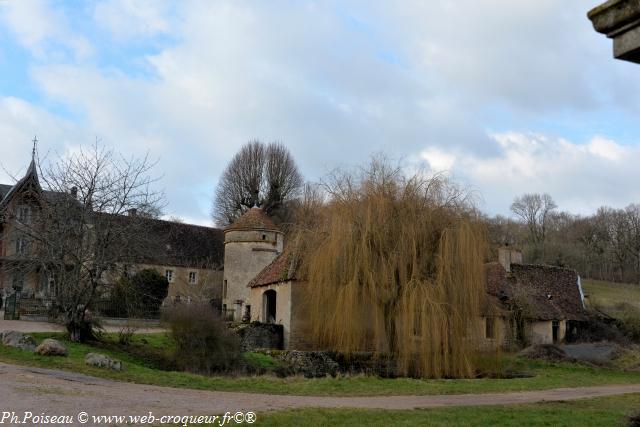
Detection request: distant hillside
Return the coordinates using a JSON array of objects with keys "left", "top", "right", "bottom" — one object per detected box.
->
[{"left": 582, "top": 279, "right": 640, "bottom": 317}]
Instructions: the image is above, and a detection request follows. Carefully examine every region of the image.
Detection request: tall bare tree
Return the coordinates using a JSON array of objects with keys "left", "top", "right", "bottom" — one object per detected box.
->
[
  {"left": 10, "top": 143, "right": 163, "bottom": 341},
  {"left": 213, "top": 140, "right": 303, "bottom": 226},
  {"left": 510, "top": 193, "right": 557, "bottom": 245}
]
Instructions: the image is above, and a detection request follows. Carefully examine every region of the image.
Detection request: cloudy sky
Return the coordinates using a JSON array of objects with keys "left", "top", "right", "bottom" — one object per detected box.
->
[{"left": 1, "top": 0, "right": 639, "bottom": 226}]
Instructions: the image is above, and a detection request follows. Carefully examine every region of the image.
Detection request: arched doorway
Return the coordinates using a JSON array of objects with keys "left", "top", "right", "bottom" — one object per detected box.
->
[{"left": 263, "top": 290, "right": 277, "bottom": 323}]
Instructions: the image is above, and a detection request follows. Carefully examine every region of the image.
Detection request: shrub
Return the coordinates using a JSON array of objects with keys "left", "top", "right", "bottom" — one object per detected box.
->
[
  {"left": 110, "top": 269, "right": 169, "bottom": 318},
  {"left": 619, "top": 312, "right": 640, "bottom": 342},
  {"left": 163, "top": 304, "right": 241, "bottom": 375},
  {"left": 629, "top": 412, "right": 640, "bottom": 427}
]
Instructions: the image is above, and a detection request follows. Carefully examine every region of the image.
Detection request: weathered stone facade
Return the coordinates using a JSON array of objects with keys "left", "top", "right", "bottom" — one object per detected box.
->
[
  {"left": 222, "top": 208, "right": 283, "bottom": 322},
  {"left": 589, "top": 0, "right": 640, "bottom": 63}
]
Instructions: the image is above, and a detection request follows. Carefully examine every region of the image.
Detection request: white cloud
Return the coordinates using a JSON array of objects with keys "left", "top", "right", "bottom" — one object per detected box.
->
[
  {"left": 419, "top": 147, "right": 456, "bottom": 172},
  {"left": 412, "top": 132, "right": 640, "bottom": 216},
  {"left": 93, "top": 0, "right": 173, "bottom": 40},
  {"left": 0, "top": 0, "right": 92, "bottom": 61},
  {"left": 1, "top": 1, "right": 640, "bottom": 224}
]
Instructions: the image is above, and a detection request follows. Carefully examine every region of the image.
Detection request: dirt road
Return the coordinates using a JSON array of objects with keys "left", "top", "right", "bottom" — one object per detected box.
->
[{"left": 1, "top": 362, "right": 639, "bottom": 425}]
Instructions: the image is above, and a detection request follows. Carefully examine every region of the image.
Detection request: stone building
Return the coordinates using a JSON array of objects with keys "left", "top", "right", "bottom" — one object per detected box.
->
[
  {"left": 221, "top": 207, "right": 283, "bottom": 322},
  {"left": 2, "top": 150, "right": 587, "bottom": 347},
  {"left": 0, "top": 153, "right": 224, "bottom": 318},
  {"left": 247, "top": 249, "right": 309, "bottom": 349},
  {"left": 245, "top": 245, "right": 587, "bottom": 350},
  {"left": 483, "top": 248, "right": 587, "bottom": 347}
]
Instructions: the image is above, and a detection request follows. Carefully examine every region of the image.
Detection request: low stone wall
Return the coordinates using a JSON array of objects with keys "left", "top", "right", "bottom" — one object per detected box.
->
[
  {"left": 256, "top": 350, "right": 399, "bottom": 378},
  {"left": 234, "top": 322, "right": 283, "bottom": 351}
]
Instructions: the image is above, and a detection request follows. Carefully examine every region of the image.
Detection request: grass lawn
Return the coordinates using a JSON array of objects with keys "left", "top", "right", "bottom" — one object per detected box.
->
[
  {"left": 582, "top": 279, "right": 640, "bottom": 315},
  {"left": 252, "top": 394, "right": 640, "bottom": 427},
  {"left": 1, "top": 332, "right": 640, "bottom": 397}
]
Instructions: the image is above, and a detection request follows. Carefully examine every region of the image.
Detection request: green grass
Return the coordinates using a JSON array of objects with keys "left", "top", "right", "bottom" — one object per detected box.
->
[
  {"left": 251, "top": 394, "right": 640, "bottom": 426},
  {"left": 1, "top": 332, "right": 640, "bottom": 397},
  {"left": 582, "top": 279, "right": 640, "bottom": 315}
]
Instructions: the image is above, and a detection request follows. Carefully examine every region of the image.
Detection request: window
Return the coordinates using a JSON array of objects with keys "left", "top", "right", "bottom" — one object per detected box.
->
[
  {"left": 16, "top": 205, "right": 31, "bottom": 223},
  {"left": 485, "top": 317, "right": 495, "bottom": 339},
  {"left": 223, "top": 279, "right": 228, "bottom": 298},
  {"left": 165, "top": 269, "right": 174, "bottom": 283},
  {"left": 15, "top": 237, "right": 28, "bottom": 255},
  {"left": 262, "top": 234, "right": 266, "bottom": 240},
  {"left": 188, "top": 271, "right": 197, "bottom": 284}
]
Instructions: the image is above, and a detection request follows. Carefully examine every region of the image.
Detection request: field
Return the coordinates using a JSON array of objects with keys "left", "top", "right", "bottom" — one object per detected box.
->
[
  {"left": 582, "top": 279, "right": 640, "bottom": 316},
  {"left": 253, "top": 394, "right": 640, "bottom": 427}
]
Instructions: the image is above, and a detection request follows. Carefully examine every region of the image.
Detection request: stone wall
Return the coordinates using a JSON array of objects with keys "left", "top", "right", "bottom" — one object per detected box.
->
[{"left": 235, "top": 322, "right": 283, "bottom": 351}]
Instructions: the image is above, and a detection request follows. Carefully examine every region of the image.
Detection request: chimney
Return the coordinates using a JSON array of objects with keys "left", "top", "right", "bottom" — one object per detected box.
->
[
  {"left": 70, "top": 186, "right": 78, "bottom": 198},
  {"left": 128, "top": 208, "right": 138, "bottom": 217},
  {"left": 498, "top": 247, "right": 522, "bottom": 272}
]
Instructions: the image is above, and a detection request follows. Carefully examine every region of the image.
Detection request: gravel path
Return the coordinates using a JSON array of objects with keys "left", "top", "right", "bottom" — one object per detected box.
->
[
  {"left": 0, "top": 317, "right": 164, "bottom": 334},
  {"left": 1, "top": 362, "right": 639, "bottom": 426}
]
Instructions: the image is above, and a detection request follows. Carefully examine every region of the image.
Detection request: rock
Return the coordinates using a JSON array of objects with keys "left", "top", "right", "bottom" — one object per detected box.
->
[
  {"left": 34, "top": 339, "right": 68, "bottom": 356},
  {"left": 282, "top": 351, "right": 339, "bottom": 378},
  {"left": 1, "top": 331, "right": 37, "bottom": 351},
  {"left": 85, "top": 353, "right": 122, "bottom": 371}
]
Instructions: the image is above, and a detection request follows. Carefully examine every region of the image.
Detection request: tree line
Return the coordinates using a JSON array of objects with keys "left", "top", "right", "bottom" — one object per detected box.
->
[{"left": 487, "top": 193, "right": 640, "bottom": 284}]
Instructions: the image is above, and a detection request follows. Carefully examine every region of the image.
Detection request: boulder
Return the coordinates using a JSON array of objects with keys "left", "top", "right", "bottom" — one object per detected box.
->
[
  {"left": 1, "top": 331, "right": 37, "bottom": 351},
  {"left": 34, "top": 339, "right": 68, "bottom": 356},
  {"left": 85, "top": 353, "right": 122, "bottom": 371}
]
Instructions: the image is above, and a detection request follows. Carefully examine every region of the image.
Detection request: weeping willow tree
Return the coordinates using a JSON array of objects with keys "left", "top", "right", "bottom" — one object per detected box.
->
[{"left": 293, "top": 159, "right": 488, "bottom": 378}]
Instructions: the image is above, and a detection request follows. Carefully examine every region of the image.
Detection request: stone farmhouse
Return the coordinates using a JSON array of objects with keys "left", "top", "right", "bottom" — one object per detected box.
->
[
  {"left": 225, "top": 211, "right": 587, "bottom": 350},
  {"left": 2, "top": 153, "right": 586, "bottom": 349}
]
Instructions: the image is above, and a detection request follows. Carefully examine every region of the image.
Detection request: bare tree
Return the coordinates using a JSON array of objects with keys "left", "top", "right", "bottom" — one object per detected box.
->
[
  {"left": 510, "top": 193, "right": 557, "bottom": 245},
  {"left": 10, "top": 143, "right": 163, "bottom": 341},
  {"left": 213, "top": 140, "right": 303, "bottom": 226}
]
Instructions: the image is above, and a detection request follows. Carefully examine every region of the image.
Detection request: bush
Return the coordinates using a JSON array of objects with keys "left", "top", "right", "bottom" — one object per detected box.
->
[
  {"left": 629, "top": 412, "right": 640, "bottom": 427},
  {"left": 619, "top": 312, "right": 640, "bottom": 342},
  {"left": 110, "top": 269, "right": 169, "bottom": 318},
  {"left": 163, "top": 304, "right": 241, "bottom": 375}
]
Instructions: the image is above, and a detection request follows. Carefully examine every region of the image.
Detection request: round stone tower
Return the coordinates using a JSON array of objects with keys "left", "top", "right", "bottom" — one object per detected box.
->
[{"left": 222, "top": 207, "right": 283, "bottom": 322}]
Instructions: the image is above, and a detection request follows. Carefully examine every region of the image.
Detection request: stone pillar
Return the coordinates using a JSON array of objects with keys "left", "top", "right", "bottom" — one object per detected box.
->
[{"left": 589, "top": 0, "right": 640, "bottom": 64}]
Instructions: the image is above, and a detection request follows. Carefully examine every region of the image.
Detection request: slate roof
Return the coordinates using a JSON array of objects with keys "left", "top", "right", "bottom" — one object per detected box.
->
[
  {"left": 0, "top": 184, "right": 13, "bottom": 200},
  {"left": 95, "top": 212, "right": 225, "bottom": 269},
  {"left": 225, "top": 207, "right": 279, "bottom": 232},
  {"left": 143, "top": 217, "right": 224, "bottom": 268},
  {"left": 485, "top": 262, "right": 586, "bottom": 321},
  {"left": 248, "top": 248, "right": 298, "bottom": 287}
]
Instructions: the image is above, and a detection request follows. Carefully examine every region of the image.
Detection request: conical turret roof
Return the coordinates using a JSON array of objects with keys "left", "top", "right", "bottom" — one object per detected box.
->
[{"left": 224, "top": 207, "right": 279, "bottom": 232}]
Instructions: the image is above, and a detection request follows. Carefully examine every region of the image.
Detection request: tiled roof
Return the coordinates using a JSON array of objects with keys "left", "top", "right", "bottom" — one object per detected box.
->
[
  {"left": 248, "top": 249, "right": 297, "bottom": 287},
  {"left": 225, "top": 207, "right": 279, "bottom": 232},
  {"left": 485, "top": 262, "right": 586, "bottom": 321}
]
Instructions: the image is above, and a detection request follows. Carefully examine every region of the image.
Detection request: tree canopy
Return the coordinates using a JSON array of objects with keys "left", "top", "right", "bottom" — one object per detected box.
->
[{"left": 213, "top": 140, "right": 303, "bottom": 226}]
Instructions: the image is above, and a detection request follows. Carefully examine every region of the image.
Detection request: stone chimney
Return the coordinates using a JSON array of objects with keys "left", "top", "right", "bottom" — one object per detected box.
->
[
  {"left": 498, "top": 247, "right": 522, "bottom": 272},
  {"left": 70, "top": 186, "right": 78, "bottom": 198},
  {"left": 127, "top": 208, "right": 138, "bottom": 217}
]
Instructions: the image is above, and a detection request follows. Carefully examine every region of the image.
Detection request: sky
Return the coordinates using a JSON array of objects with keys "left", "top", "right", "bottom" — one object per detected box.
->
[{"left": 1, "top": 0, "right": 639, "bottom": 226}]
